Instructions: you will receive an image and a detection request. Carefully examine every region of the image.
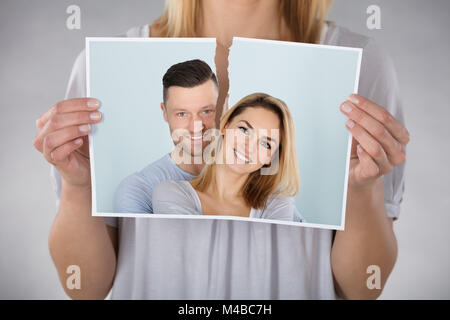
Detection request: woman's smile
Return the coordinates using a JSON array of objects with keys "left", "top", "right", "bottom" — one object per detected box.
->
[{"left": 233, "top": 148, "right": 251, "bottom": 163}]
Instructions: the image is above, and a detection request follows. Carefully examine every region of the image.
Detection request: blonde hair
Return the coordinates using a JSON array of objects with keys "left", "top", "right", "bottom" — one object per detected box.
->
[
  {"left": 191, "top": 93, "right": 300, "bottom": 209},
  {"left": 152, "top": 0, "right": 333, "bottom": 44}
]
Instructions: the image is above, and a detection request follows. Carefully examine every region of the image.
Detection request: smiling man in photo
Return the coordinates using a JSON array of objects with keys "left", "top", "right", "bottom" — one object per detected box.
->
[{"left": 113, "top": 59, "right": 220, "bottom": 215}]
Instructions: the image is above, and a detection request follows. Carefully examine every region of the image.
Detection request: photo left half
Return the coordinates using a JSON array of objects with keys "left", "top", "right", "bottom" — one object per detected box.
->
[{"left": 86, "top": 38, "right": 217, "bottom": 217}]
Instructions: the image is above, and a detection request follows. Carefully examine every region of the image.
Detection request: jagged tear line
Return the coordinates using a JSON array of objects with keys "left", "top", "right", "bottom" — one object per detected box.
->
[{"left": 213, "top": 38, "right": 233, "bottom": 126}]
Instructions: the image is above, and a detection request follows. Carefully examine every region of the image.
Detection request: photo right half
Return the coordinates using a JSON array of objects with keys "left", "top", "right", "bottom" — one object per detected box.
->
[{"left": 228, "top": 37, "right": 362, "bottom": 229}]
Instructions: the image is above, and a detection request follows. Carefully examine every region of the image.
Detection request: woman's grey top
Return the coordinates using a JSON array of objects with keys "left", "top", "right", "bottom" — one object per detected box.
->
[
  {"left": 152, "top": 180, "right": 295, "bottom": 221},
  {"left": 50, "top": 22, "right": 406, "bottom": 299}
]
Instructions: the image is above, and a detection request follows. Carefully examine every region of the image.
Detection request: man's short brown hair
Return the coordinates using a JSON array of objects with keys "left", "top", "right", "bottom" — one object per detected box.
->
[{"left": 162, "top": 59, "right": 218, "bottom": 104}]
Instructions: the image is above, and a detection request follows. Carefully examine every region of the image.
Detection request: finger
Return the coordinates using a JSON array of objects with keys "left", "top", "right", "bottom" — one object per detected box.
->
[
  {"left": 36, "top": 107, "right": 54, "bottom": 131},
  {"left": 33, "top": 111, "right": 100, "bottom": 153},
  {"left": 356, "top": 144, "right": 380, "bottom": 179},
  {"left": 347, "top": 94, "right": 410, "bottom": 145},
  {"left": 42, "top": 125, "right": 91, "bottom": 161},
  {"left": 48, "top": 110, "right": 102, "bottom": 132},
  {"left": 36, "top": 98, "right": 100, "bottom": 130},
  {"left": 340, "top": 101, "right": 405, "bottom": 166},
  {"left": 50, "top": 138, "right": 84, "bottom": 163},
  {"left": 346, "top": 119, "right": 393, "bottom": 175}
]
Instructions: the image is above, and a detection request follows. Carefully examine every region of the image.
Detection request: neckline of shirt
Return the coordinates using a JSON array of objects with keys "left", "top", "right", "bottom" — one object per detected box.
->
[{"left": 142, "top": 22, "right": 333, "bottom": 44}]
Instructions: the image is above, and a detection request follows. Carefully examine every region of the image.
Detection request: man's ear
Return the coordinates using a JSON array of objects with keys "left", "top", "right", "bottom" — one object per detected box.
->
[{"left": 161, "top": 102, "right": 168, "bottom": 123}]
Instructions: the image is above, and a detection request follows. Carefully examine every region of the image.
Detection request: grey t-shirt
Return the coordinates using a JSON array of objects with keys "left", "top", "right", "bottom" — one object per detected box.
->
[
  {"left": 153, "top": 180, "right": 295, "bottom": 221},
  {"left": 111, "top": 154, "right": 194, "bottom": 226},
  {"left": 50, "top": 22, "right": 406, "bottom": 299},
  {"left": 113, "top": 153, "right": 303, "bottom": 222},
  {"left": 113, "top": 153, "right": 304, "bottom": 223}
]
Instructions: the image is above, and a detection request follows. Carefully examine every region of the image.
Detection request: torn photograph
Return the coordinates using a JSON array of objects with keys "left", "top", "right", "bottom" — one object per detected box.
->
[{"left": 87, "top": 37, "right": 362, "bottom": 230}]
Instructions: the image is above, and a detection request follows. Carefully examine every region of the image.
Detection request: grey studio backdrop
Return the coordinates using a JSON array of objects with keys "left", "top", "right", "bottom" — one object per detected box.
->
[{"left": 0, "top": 0, "right": 448, "bottom": 299}]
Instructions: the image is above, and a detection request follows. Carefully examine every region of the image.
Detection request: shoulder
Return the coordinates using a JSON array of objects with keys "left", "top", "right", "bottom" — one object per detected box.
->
[
  {"left": 153, "top": 180, "right": 193, "bottom": 202},
  {"left": 324, "top": 23, "right": 371, "bottom": 48},
  {"left": 68, "top": 24, "right": 148, "bottom": 80},
  {"left": 113, "top": 155, "right": 186, "bottom": 213},
  {"left": 115, "top": 170, "right": 148, "bottom": 193},
  {"left": 116, "top": 155, "right": 175, "bottom": 192},
  {"left": 326, "top": 23, "right": 401, "bottom": 114},
  {"left": 325, "top": 23, "right": 394, "bottom": 69},
  {"left": 124, "top": 24, "right": 150, "bottom": 38},
  {"left": 113, "top": 170, "right": 152, "bottom": 212},
  {"left": 264, "top": 193, "right": 294, "bottom": 210},
  {"left": 152, "top": 180, "right": 199, "bottom": 215},
  {"left": 258, "top": 194, "right": 295, "bottom": 221},
  {"left": 140, "top": 154, "right": 191, "bottom": 183}
]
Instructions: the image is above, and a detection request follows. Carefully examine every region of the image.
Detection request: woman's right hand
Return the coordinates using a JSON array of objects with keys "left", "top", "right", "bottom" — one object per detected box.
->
[{"left": 33, "top": 98, "right": 102, "bottom": 188}]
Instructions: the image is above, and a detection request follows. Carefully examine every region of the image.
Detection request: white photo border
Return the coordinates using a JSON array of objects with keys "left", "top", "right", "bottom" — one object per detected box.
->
[{"left": 86, "top": 36, "right": 363, "bottom": 231}]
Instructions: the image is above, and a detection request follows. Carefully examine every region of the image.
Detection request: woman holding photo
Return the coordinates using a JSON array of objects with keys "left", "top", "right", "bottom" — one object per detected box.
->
[
  {"left": 35, "top": 0, "right": 409, "bottom": 299},
  {"left": 153, "top": 93, "right": 301, "bottom": 222}
]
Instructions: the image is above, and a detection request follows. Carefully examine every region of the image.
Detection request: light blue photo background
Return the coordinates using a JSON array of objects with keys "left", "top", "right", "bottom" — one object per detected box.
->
[
  {"left": 229, "top": 38, "right": 361, "bottom": 227},
  {"left": 88, "top": 39, "right": 216, "bottom": 213}
]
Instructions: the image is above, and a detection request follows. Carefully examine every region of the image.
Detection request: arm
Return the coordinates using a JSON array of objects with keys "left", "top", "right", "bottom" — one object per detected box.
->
[
  {"left": 34, "top": 97, "right": 117, "bottom": 299},
  {"left": 331, "top": 178, "right": 397, "bottom": 299},
  {"left": 331, "top": 94, "right": 409, "bottom": 299},
  {"left": 49, "top": 182, "right": 117, "bottom": 299}
]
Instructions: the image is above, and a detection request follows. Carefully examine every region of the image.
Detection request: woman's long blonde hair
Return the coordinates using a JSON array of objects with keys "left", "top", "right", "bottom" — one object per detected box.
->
[
  {"left": 152, "top": 0, "right": 333, "bottom": 44},
  {"left": 191, "top": 93, "right": 300, "bottom": 209}
]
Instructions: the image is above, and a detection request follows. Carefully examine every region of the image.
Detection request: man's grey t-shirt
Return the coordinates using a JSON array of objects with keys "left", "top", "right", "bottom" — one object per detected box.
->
[
  {"left": 153, "top": 180, "right": 295, "bottom": 221},
  {"left": 113, "top": 154, "right": 194, "bottom": 219},
  {"left": 50, "top": 23, "right": 406, "bottom": 299},
  {"left": 114, "top": 154, "right": 304, "bottom": 223}
]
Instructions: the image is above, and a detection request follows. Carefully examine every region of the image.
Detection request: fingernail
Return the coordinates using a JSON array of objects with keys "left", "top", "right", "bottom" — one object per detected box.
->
[
  {"left": 341, "top": 102, "right": 352, "bottom": 113},
  {"left": 87, "top": 100, "right": 100, "bottom": 109},
  {"left": 348, "top": 94, "right": 359, "bottom": 105},
  {"left": 90, "top": 111, "right": 102, "bottom": 120},
  {"left": 75, "top": 138, "right": 83, "bottom": 145},
  {"left": 346, "top": 119, "right": 355, "bottom": 128},
  {"left": 79, "top": 124, "right": 91, "bottom": 132}
]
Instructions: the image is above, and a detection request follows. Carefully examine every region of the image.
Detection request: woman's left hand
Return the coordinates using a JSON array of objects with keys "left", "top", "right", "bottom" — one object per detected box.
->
[{"left": 340, "top": 94, "right": 410, "bottom": 189}]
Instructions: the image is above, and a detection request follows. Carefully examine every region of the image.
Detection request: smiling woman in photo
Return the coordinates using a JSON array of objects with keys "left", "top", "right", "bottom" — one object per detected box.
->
[{"left": 152, "top": 92, "right": 302, "bottom": 222}]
